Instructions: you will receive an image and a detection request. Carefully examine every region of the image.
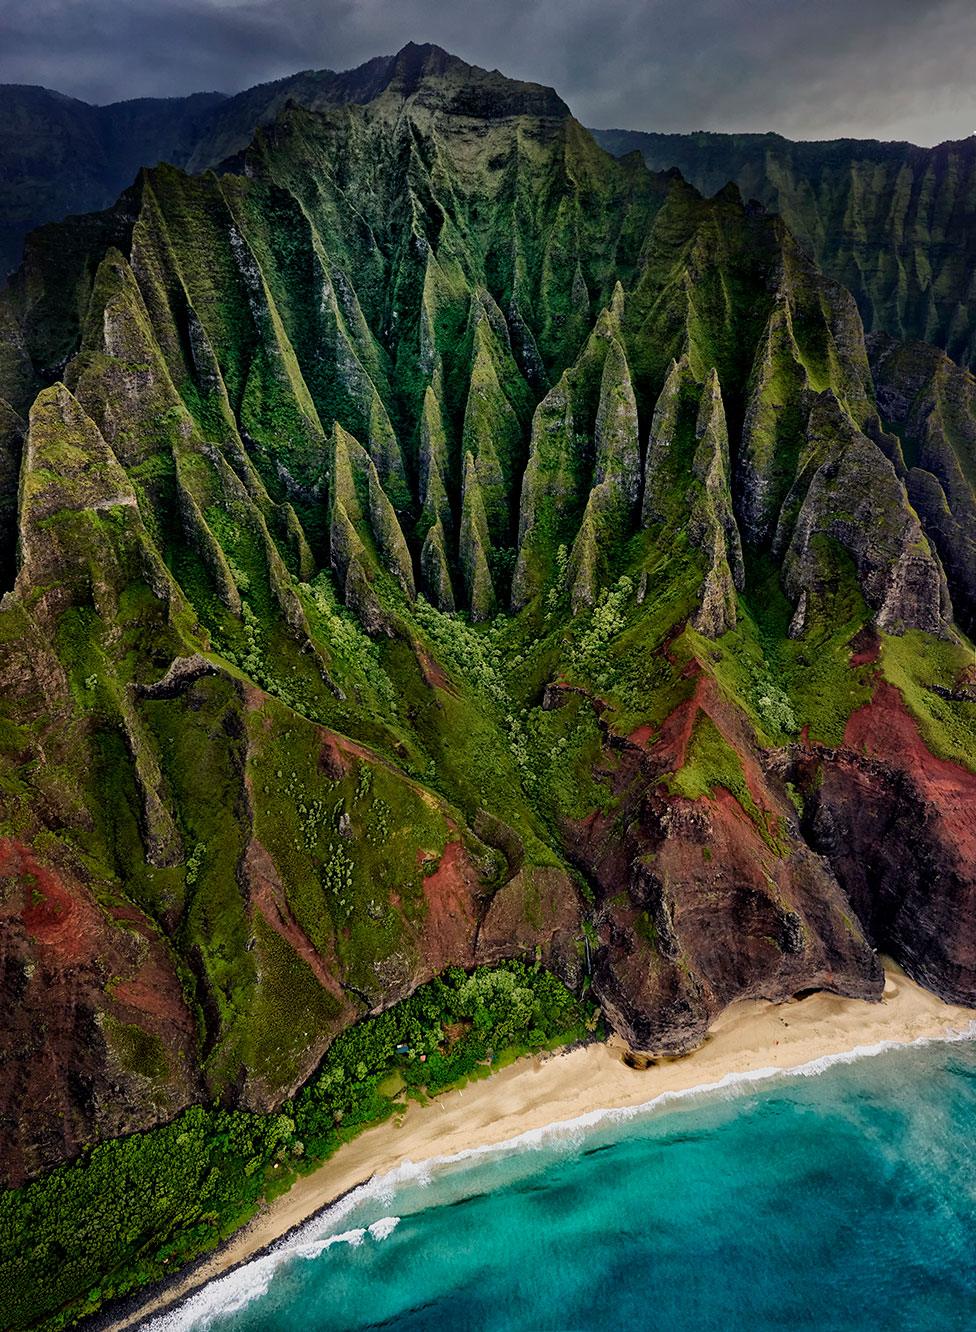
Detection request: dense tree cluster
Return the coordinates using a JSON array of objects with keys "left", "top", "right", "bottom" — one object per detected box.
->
[{"left": 1, "top": 963, "right": 594, "bottom": 1331}]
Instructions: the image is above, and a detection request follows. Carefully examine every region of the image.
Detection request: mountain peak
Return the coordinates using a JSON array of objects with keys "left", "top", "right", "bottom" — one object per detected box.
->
[{"left": 379, "top": 41, "right": 570, "bottom": 119}]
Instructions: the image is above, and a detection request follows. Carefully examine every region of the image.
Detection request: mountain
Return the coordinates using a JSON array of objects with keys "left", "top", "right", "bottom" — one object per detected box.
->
[
  {"left": 6, "top": 50, "right": 976, "bottom": 375},
  {"left": 0, "top": 44, "right": 568, "bottom": 276},
  {"left": 0, "top": 85, "right": 227, "bottom": 277},
  {"left": 2, "top": 45, "right": 976, "bottom": 1331},
  {"left": 592, "top": 128, "right": 976, "bottom": 370}
]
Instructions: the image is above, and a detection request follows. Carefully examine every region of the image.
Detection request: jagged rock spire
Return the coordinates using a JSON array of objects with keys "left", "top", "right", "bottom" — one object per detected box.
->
[{"left": 688, "top": 369, "right": 745, "bottom": 637}]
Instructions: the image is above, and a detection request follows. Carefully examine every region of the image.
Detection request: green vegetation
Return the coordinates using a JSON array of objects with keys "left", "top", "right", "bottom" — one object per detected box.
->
[
  {"left": 664, "top": 713, "right": 776, "bottom": 846},
  {"left": 2, "top": 44, "right": 976, "bottom": 1332},
  {"left": 593, "top": 125, "right": 976, "bottom": 370},
  {"left": 880, "top": 630, "right": 976, "bottom": 767},
  {"left": 0, "top": 963, "right": 594, "bottom": 1332},
  {"left": 667, "top": 715, "right": 751, "bottom": 805},
  {"left": 696, "top": 549, "right": 876, "bottom": 747}
]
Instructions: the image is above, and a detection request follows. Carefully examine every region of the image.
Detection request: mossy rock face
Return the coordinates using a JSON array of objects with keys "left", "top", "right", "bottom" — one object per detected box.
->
[
  {"left": 417, "top": 382, "right": 454, "bottom": 541},
  {"left": 4, "top": 50, "right": 976, "bottom": 1280},
  {"left": 511, "top": 373, "right": 580, "bottom": 608},
  {"left": 459, "top": 450, "right": 497, "bottom": 621},
  {"left": 736, "top": 302, "right": 810, "bottom": 546},
  {"left": 595, "top": 124, "right": 976, "bottom": 373},
  {"left": 869, "top": 330, "right": 976, "bottom": 637},
  {"left": 420, "top": 518, "right": 456, "bottom": 611},
  {"left": 642, "top": 355, "right": 696, "bottom": 527},
  {"left": 782, "top": 394, "right": 952, "bottom": 638},
  {"left": 687, "top": 369, "right": 744, "bottom": 638},
  {"left": 592, "top": 333, "right": 640, "bottom": 514},
  {"left": 366, "top": 462, "right": 415, "bottom": 598}
]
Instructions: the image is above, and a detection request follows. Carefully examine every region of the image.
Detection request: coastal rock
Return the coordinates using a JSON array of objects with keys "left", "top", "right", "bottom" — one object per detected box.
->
[
  {"left": 796, "top": 683, "right": 976, "bottom": 1005},
  {"left": 564, "top": 676, "right": 882, "bottom": 1053}
]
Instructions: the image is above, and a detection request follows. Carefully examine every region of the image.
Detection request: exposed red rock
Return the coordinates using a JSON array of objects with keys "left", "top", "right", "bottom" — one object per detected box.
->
[
  {"left": 418, "top": 840, "right": 479, "bottom": 971},
  {"left": 848, "top": 624, "right": 881, "bottom": 668},
  {"left": 562, "top": 683, "right": 883, "bottom": 1052},
  {"left": 0, "top": 838, "right": 199, "bottom": 1185},
  {"left": 799, "top": 681, "right": 976, "bottom": 1004},
  {"left": 242, "top": 839, "right": 350, "bottom": 1003}
]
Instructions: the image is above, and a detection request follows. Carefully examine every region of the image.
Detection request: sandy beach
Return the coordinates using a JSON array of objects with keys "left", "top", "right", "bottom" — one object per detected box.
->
[{"left": 105, "top": 962, "right": 975, "bottom": 1330}]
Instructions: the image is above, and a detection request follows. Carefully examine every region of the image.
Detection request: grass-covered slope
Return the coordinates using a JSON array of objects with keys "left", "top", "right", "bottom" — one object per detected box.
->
[
  {"left": 593, "top": 127, "right": 976, "bottom": 372},
  {"left": 3, "top": 52, "right": 976, "bottom": 1332}
]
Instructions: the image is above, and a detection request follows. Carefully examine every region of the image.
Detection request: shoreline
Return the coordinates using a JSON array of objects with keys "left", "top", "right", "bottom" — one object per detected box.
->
[{"left": 101, "top": 962, "right": 975, "bottom": 1331}]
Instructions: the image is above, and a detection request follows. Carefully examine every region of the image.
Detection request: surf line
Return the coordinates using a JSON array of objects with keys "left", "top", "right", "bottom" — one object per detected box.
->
[{"left": 145, "top": 1019, "right": 976, "bottom": 1331}]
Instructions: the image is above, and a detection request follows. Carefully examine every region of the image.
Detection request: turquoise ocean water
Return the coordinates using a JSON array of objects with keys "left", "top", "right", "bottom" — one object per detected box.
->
[{"left": 147, "top": 1033, "right": 976, "bottom": 1332}]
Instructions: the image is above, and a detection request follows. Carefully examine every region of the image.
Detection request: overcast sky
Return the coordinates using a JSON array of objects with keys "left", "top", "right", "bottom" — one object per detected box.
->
[{"left": 1, "top": 0, "right": 974, "bottom": 145}]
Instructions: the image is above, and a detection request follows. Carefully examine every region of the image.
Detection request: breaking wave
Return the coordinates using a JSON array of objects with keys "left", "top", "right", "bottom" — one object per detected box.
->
[{"left": 145, "top": 1020, "right": 976, "bottom": 1330}]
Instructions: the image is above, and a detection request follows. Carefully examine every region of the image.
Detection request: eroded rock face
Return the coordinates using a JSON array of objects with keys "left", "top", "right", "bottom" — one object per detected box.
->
[
  {"left": 560, "top": 677, "right": 883, "bottom": 1052},
  {"left": 781, "top": 395, "right": 951, "bottom": 638},
  {"left": 593, "top": 126, "right": 976, "bottom": 372},
  {"left": 0, "top": 839, "right": 201, "bottom": 1186},
  {"left": 1, "top": 53, "right": 976, "bottom": 1186},
  {"left": 869, "top": 332, "right": 976, "bottom": 637},
  {"left": 688, "top": 371, "right": 744, "bottom": 638},
  {"left": 586, "top": 786, "right": 884, "bottom": 1053},
  {"left": 796, "top": 684, "right": 976, "bottom": 1006},
  {"left": 555, "top": 666, "right": 976, "bottom": 1051}
]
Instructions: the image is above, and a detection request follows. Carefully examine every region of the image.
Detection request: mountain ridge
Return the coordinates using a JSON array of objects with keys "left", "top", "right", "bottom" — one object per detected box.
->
[
  {"left": 592, "top": 125, "right": 976, "bottom": 370},
  {"left": 0, "top": 43, "right": 569, "bottom": 275},
  {"left": 2, "top": 48, "right": 976, "bottom": 1332},
  {"left": 6, "top": 43, "right": 976, "bottom": 375}
]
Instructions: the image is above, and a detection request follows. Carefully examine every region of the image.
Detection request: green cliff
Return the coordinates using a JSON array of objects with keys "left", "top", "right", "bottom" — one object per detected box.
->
[
  {"left": 593, "top": 127, "right": 976, "bottom": 370},
  {"left": 2, "top": 47, "right": 976, "bottom": 1332}
]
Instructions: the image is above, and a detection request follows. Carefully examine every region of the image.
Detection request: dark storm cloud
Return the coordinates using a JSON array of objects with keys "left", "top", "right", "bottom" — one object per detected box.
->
[{"left": 1, "top": 0, "right": 975, "bottom": 145}]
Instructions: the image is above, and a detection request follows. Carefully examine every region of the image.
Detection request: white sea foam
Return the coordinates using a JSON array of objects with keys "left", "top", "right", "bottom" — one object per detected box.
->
[
  {"left": 292, "top": 1228, "right": 366, "bottom": 1260},
  {"left": 367, "top": 1216, "right": 401, "bottom": 1241},
  {"left": 143, "top": 1020, "right": 976, "bottom": 1331}
]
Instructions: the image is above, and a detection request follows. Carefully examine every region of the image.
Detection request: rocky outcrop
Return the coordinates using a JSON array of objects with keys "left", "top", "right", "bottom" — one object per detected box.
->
[
  {"left": 594, "top": 126, "right": 976, "bottom": 371},
  {"left": 562, "top": 676, "right": 882, "bottom": 1052},
  {"left": 0, "top": 838, "right": 201, "bottom": 1186},
  {"left": 461, "top": 296, "right": 527, "bottom": 547},
  {"left": 642, "top": 356, "right": 694, "bottom": 527},
  {"left": 688, "top": 371, "right": 744, "bottom": 637},
  {"left": 869, "top": 332, "right": 976, "bottom": 636},
  {"left": 459, "top": 450, "right": 496, "bottom": 620},
  {"left": 792, "top": 683, "right": 976, "bottom": 1005},
  {"left": 420, "top": 518, "right": 456, "bottom": 612},
  {"left": 512, "top": 374, "right": 578, "bottom": 608},
  {"left": 781, "top": 393, "right": 952, "bottom": 637},
  {"left": 366, "top": 461, "right": 415, "bottom": 598},
  {"left": 417, "top": 381, "right": 453, "bottom": 542},
  {"left": 736, "top": 303, "right": 809, "bottom": 546},
  {"left": 567, "top": 332, "right": 641, "bottom": 611}
]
